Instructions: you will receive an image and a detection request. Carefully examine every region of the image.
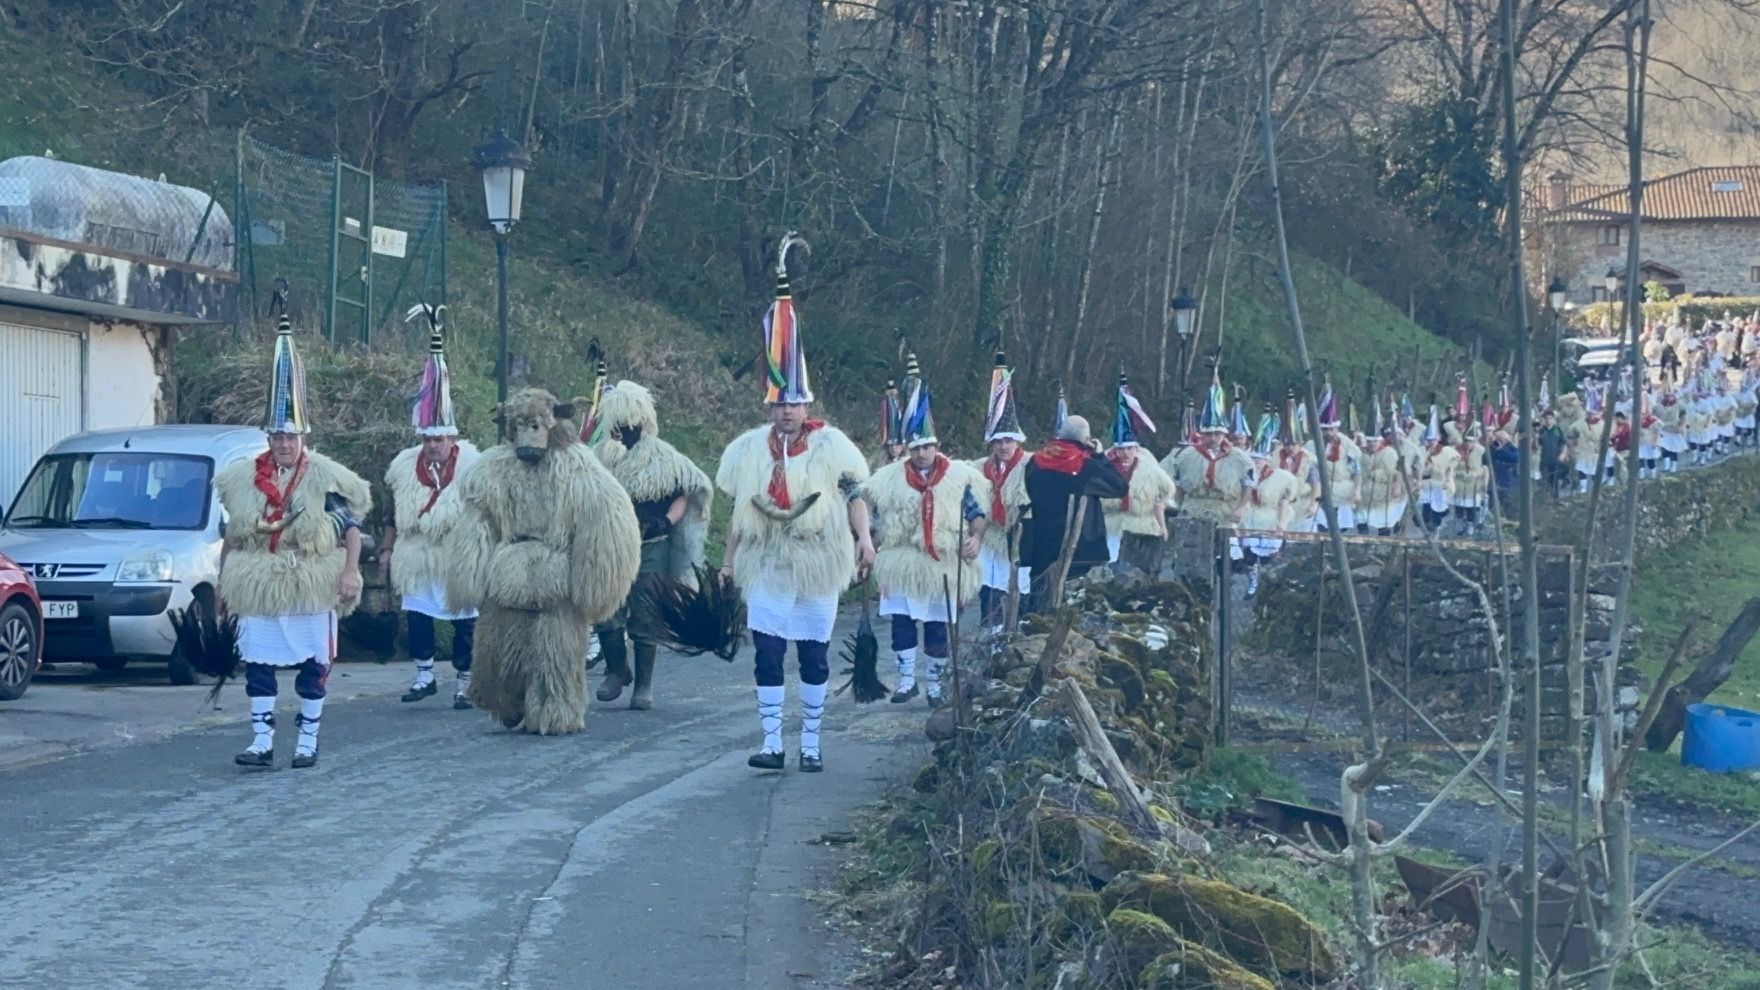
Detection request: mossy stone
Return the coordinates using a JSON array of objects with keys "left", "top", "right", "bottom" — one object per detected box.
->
[
  {"left": 1102, "top": 871, "right": 1338, "bottom": 981},
  {"left": 1138, "top": 941, "right": 1277, "bottom": 990},
  {"left": 1035, "top": 809, "right": 1157, "bottom": 884}
]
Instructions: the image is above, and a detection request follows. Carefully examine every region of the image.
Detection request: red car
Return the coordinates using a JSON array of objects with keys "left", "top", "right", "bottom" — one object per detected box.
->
[{"left": 0, "top": 551, "right": 42, "bottom": 700}]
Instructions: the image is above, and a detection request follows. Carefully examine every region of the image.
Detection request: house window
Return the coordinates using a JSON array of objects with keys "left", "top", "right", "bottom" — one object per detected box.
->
[
  {"left": 1751, "top": 266, "right": 1760, "bottom": 283},
  {"left": 1591, "top": 287, "right": 1610, "bottom": 303},
  {"left": 1596, "top": 225, "right": 1623, "bottom": 246}
]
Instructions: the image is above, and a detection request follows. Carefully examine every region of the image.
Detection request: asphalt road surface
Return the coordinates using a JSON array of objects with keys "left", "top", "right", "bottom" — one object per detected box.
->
[{"left": 0, "top": 637, "right": 922, "bottom": 989}]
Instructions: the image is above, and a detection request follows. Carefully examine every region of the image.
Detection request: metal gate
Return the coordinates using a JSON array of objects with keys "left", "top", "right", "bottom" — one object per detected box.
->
[{"left": 0, "top": 321, "right": 83, "bottom": 507}]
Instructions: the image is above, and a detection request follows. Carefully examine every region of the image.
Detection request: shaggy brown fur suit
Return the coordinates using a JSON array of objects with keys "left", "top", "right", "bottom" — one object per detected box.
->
[{"left": 443, "top": 389, "right": 642, "bottom": 734}]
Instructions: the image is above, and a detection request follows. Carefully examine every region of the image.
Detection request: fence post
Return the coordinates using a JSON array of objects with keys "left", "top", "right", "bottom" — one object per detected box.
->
[{"left": 327, "top": 155, "right": 342, "bottom": 344}]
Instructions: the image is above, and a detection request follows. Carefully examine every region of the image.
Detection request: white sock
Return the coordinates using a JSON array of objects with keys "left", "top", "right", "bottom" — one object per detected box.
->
[
  {"left": 924, "top": 656, "right": 946, "bottom": 698},
  {"left": 586, "top": 633, "right": 602, "bottom": 661},
  {"left": 455, "top": 670, "right": 471, "bottom": 695},
  {"left": 896, "top": 648, "right": 917, "bottom": 692},
  {"left": 799, "top": 682, "right": 827, "bottom": 758},
  {"left": 247, "top": 696, "right": 275, "bottom": 754},
  {"left": 411, "top": 659, "right": 435, "bottom": 688},
  {"left": 756, "top": 686, "right": 785, "bottom": 754},
  {"left": 295, "top": 698, "right": 323, "bottom": 756}
]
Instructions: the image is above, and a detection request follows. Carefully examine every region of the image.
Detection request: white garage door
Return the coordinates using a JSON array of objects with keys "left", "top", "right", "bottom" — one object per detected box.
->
[{"left": 0, "top": 321, "right": 84, "bottom": 511}]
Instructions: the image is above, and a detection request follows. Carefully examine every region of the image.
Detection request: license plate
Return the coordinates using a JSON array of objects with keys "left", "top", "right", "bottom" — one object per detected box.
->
[{"left": 43, "top": 600, "right": 79, "bottom": 620}]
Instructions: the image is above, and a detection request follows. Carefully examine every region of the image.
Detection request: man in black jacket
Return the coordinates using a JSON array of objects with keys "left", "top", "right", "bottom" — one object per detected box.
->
[
  {"left": 1536, "top": 410, "right": 1566, "bottom": 498},
  {"left": 1020, "top": 415, "right": 1129, "bottom": 613}
]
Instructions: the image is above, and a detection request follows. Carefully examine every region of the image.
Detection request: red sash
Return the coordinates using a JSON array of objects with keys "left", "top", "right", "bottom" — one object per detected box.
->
[
  {"left": 414, "top": 446, "right": 459, "bottom": 517},
  {"left": 904, "top": 453, "right": 951, "bottom": 560},
  {"left": 982, "top": 448, "right": 1023, "bottom": 527},
  {"left": 765, "top": 420, "right": 825, "bottom": 509},
  {"left": 1031, "top": 439, "right": 1088, "bottom": 475},
  {"left": 253, "top": 451, "right": 308, "bottom": 554}
]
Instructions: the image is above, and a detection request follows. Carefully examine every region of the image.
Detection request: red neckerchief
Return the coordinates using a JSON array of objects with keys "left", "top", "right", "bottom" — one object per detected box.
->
[
  {"left": 1279, "top": 446, "right": 1303, "bottom": 474},
  {"left": 982, "top": 448, "right": 1023, "bottom": 526},
  {"left": 1106, "top": 447, "right": 1141, "bottom": 510},
  {"left": 1031, "top": 439, "right": 1089, "bottom": 476},
  {"left": 414, "top": 445, "right": 459, "bottom": 517},
  {"left": 253, "top": 450, "right": 308, "bottom": 554},
  {"left": 903, "top": 453, "right": 951, "bottom": 560},
  {"left": 1192, "top": 441, "right": 1227, "bottom": 488},
  {"left": 1327, "top": 436, "right": 1343, "bottom": 462},
  {"left": 765, "top": 420, "right": 825, "bottom": 509}
]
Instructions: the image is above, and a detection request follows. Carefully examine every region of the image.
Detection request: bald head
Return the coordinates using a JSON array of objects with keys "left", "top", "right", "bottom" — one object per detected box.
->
[{"left": 1057, "top": 415, "right": 1091, "bottom": 443}]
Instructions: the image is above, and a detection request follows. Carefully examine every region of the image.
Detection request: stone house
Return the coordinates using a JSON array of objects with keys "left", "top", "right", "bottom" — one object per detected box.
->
[{"left": 1528, "top": 165, "right": 1760, "bottom": 306}]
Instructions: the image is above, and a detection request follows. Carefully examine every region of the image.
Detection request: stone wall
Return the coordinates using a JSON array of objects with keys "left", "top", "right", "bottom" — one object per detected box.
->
[
  {"left": 1247, "top": 542, "right": 1623, "bottom": 739},
  {"left": 1536, "top": 454, "right": 1760, "bottom": 566},
  {"left": 1543, "top": 218, "right": 1760, "bottom": 303}
]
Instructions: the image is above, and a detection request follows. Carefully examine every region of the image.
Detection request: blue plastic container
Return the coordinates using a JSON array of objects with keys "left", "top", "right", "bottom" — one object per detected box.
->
[{"left": 1681, "top": 703, "right": 1760, "bottom": 773}]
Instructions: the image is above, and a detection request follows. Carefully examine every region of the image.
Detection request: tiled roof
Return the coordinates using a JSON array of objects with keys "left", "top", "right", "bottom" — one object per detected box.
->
[{"left": 1548, "top": 166, "right": 1760, "bottom": 222}]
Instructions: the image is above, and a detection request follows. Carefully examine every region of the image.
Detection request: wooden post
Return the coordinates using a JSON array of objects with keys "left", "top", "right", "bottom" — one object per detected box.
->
[
  {"left": 1645, "top": 599, "right": 1760, "bottom": 752},
  {"left": 1059, "top": 677, "right": 1160, "bottom": 831}
]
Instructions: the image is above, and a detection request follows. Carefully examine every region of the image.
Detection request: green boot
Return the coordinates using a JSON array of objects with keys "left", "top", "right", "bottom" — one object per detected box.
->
[
  {"left": 595, "top": 628, "right": 631, "bottom": 702},
  {"left": 629, "top": 641, "right": 657, "bottom": 710}
]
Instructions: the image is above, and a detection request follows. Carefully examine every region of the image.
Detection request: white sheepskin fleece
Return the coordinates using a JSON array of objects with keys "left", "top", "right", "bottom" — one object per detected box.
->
[
  {"left": 217, "top": 449, "right": 373, "bottom": 617},
  {"left": 863, "top": 458, "right": 991, "bottom": 605},
  {"left": 384, "top": 441, "right": 480, "bottom": 599},
  {"left": 1239, "top": 466, "right": 1300, "bottom": 531},
  {"left": 1100, "top": 447, "right": 1176, "bottom": 537},
  {"left": 715, "top": 423, "right": 869, "bottom": 599},
  {"left": 1164, "top": 445, "right": 1253, "bottom": 524},
  {"left": 964, "top": 454, "right": 1030, "bottom": 558}
]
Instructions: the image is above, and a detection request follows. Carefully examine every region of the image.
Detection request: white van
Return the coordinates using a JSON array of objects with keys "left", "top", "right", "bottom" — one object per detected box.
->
[{"left": 0, "top": 425, "right": 266, "bottom": 683}]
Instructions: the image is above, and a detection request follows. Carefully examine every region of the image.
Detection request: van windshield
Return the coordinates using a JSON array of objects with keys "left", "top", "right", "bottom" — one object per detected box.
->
[{"left": 4, "top": 453, "right": 214, "bottom": 531}]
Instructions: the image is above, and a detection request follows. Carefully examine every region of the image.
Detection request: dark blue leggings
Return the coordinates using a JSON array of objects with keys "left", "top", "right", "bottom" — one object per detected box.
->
[
  {"left": 407, "top": 612, "right": 475, "bottom": 672},
  {"left": 890, "top": 615, "right": 948, "bottom": 658},
  {"left": 244, "top": 659, "right": 329, "bottom": 700},
  {"left": 752, "top": 631, "right": 830, "bottom": 688}
]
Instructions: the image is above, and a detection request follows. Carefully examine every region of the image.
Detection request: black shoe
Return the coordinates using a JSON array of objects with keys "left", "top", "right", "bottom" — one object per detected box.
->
[
  {"left": 926, "top": 692, "right": 945, "bottom": 710},
  {"left": 234, "top": 749, "right": 273, "bottom": 768},
  {"left": 291, "top": 749, "right": 319, "bottom": 769},
  {"left": 453, "top": 694, "right": 473, "bottom": 710},
  {"left": 401, "top": 681, "right": 438, "bottom": 703},
  {"left": 799, "top": 752, "right": 824, "bottom": 773},
  {"left": 889, "top": 684, "right": 919, "bottom": 704},
  {"left": 747, "top": 750, "right": 786, "bottom": 770}
]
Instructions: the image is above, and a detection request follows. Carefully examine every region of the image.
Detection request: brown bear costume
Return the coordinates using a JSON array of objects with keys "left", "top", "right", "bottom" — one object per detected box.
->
[{"left": 444, "top": 388, "right": 642, "bottom": 734}]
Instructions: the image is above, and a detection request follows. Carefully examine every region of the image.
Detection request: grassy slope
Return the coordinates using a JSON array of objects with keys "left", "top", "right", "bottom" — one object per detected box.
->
[{"left": 1207, "top": 248, "right": 1478, "bottom": 407}]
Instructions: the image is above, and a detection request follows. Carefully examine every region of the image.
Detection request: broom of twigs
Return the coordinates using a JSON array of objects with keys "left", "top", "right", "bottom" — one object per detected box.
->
[
  {"left": 630, "top": 564, "right": 745, "bottom": 660},
  {"left": 836, "top": 578, "right": 887, "bottom": 702},
  {"left": 168, "top": 605, "right": 241, "bottom": 706}
]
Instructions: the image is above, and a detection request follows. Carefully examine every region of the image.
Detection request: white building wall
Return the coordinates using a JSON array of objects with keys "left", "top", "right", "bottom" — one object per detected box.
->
[{"left": 84, "top": 322, "right": 164, "bottom": 431}]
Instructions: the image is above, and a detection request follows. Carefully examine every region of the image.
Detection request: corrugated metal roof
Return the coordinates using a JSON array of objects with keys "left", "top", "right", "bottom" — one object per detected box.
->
[{"left": 1548, "top": 166, "right": 1760, "bottom": 222}]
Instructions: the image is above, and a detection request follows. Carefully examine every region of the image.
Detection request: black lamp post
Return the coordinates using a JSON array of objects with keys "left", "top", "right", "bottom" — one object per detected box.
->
[
  {"left": 1547, "top": 275, "right": 1568, "bottom": 394},
  {"left": 1169, "top": 288, "right": 1197, "bottom": 431},
  {"left": 473, "top": 128, "right": 531, "bottom": 427}
]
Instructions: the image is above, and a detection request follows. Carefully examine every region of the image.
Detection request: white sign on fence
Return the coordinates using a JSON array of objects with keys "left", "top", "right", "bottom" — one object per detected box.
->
[{"left": 371, "top": 225, "right": 408, "bottom": 258}]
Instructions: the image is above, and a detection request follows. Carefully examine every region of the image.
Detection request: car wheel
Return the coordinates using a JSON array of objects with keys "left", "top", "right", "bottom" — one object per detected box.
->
[
  {"left": 0, "top": 602, "right": 38, "bottom": 701},
  {"left": 92, "top": 657, "right": 129, "bottom": 673}
]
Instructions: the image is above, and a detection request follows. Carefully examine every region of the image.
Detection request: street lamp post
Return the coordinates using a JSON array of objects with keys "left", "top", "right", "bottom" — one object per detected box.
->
[
  {"left": 1605, "top": 268, "right": 1622, "bottom": 336},
  {"left": 1547, "top": 275, "right": 1568, "bottom": 397},
  {"left": 1169, "top": 288, "right": 1197, "bottom": 432},
  {"left": 473, "top": 128, "right": 531, "bottom": 428}
]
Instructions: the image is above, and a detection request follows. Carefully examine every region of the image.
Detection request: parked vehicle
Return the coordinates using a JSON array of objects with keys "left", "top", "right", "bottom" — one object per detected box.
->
[
  {"left": 0, "top": 550, "right": 42, "bottom": 700},
  {"left": 0, "top": 426, "right": 266, "bottom": 684}
]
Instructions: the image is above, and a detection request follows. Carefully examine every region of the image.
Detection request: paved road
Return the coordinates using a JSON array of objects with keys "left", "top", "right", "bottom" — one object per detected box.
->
[{"left": 1, "top": 639, "right": 922, "bottom": 989}]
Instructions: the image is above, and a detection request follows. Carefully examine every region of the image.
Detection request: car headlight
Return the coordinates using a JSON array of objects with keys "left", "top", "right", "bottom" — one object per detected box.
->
[{"left": 117, "top": 551, "right": 174, "bottom": 583}]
